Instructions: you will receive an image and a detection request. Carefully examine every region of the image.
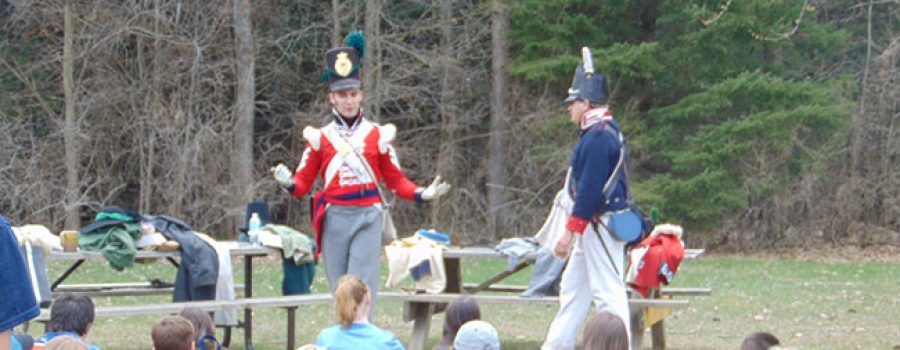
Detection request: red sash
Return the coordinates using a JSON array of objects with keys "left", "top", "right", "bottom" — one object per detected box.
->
[{"left": 312, "top": 191, "right": 327, "bottom": 260}]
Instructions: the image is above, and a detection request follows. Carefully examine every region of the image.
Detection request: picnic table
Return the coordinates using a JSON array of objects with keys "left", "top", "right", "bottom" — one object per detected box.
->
[
  {"left": 46, "top": 242, "right": 278, "bottom": 350},
  {"left": 442, "top": 246, "right": 704, "bottom": 293}
]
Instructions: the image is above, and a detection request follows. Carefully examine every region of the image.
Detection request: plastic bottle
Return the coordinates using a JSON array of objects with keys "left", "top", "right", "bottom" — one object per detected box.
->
[{"left": 248, "top": 213, "right": 261, "bottom": 245}]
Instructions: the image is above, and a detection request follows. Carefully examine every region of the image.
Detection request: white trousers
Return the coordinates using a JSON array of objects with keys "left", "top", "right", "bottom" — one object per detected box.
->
[{"left": 542, "top": 218, "right": 631, "bottom": 350}]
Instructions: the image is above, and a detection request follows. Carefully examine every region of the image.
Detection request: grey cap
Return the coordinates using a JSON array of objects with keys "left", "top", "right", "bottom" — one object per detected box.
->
[
  {"left": 453, "top": 320, "right": 501, "bottom": 350},
  {"left": 329, "top": 78, "right": 361, "bottom": 92}
]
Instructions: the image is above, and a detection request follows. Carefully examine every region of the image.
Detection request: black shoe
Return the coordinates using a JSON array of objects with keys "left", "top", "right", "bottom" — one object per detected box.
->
[{"left": 149, "top": 278, "right": 175, "bottom": 288}]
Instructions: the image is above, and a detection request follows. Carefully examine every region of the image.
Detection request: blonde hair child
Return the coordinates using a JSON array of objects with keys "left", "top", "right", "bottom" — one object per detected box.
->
[
  {"left": 334, "top": 275, "right": 371, "bottom": 329},
  {"left": 314, "top": 275, "right": 405, "bottom": 349}
]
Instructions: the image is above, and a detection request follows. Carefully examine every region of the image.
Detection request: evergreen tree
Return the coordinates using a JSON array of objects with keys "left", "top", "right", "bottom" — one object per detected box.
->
[{"left": 510, "top": 0, "right": 852, "bottom": 232}]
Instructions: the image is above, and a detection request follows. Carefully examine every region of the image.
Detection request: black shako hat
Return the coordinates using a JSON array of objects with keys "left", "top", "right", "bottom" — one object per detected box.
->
[
  {"left": 564, "top": 47, "right": 609, "bottom": 104},
  {"left": 323, "top": 32, "right": 365, "bottom": 92}
]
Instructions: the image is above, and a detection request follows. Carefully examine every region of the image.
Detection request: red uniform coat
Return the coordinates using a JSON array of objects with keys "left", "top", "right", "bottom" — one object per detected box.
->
[{"left": 287, "top": 117, "right": 423, "bottom": 258}]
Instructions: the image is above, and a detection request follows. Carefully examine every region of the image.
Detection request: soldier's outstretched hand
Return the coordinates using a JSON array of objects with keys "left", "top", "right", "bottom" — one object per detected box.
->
[
  {"left": 421, "top": 175, "right": 451, "bottom": 201},
  {"left": 272, "top": 163, "right": 294, "bottom": 187}
]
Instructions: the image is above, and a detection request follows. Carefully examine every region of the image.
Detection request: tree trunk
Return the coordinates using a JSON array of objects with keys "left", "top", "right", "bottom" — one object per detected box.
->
[
  {"left": 487, "top": 0, "right": 509, "bottom": 241},
  {"left": 232, "top": 0, "right": 256, "bottom": 230},
  {"left": 63, "top": 0, "right": 80, "bottom": 230},
  {"left": 851, "top": 0, "right": 874, "bottom": 177},
  {"left": 331, "top": 0, "right": 342, "bottom": 47},
  {"left": 364, "top": 0, "right": 381, "bottom": 117},
  {"left": 431, "top": 0, "right": 457, "bottom": 227},
  {"left": 637, "top": 0, "right": 658, "bottom": 112}
]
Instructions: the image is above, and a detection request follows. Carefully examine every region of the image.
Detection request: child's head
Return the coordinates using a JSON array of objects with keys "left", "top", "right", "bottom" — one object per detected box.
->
[
  {"left": 152, "top": 316, "right": 195, "bottom": 350},
  {"left": 741, "top": 332, "right": 781, "bottom": 350},
  {"left": 179, "top": 307, "right": 216, "bottom": 349},
  {"left": 333, "top": 275, "right": 370, "bottom": 329},
  {"left": 581, "top": 312, "right": 628, "bottom": 350},
  {"left": 179, "top": 307, "right": 215, "bottom": 339},
  {"left": 443, "top": 296, "right": 481, "bottom": 344},
  {"left": 49, "top": 294, "right": 95, "bottom": 337},
  {"left": 453, "top": 320, "right": 500, "bottom": 350}
]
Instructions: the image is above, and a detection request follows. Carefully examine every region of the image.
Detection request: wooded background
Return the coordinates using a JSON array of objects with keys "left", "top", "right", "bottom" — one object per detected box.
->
[{"left": 1, "top": 0, "right": 897, "bottom": 249}]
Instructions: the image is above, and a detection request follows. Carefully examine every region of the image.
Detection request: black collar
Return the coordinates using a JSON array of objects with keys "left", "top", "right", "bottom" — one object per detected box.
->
[{"left": 332, "top": 110, "right": 363, "bottom": 129}]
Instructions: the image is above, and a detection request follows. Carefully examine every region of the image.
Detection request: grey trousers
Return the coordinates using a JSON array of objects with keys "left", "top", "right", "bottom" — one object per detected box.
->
[{"left": 322, "top": 204, "right": 382, "bottom": 319}]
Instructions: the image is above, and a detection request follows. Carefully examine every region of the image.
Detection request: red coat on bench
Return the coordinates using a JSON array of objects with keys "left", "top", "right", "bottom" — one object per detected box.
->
[{"left": 626, "top": 224, "right": 685, "bottom": 297}]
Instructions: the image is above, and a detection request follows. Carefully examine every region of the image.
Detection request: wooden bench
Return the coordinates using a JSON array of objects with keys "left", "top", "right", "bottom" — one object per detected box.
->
[
  {"left": 53, "top": 282, "right": 245, "bottom": 297},
  {"left": 30, "top": 291, "right": 691, "bottom": 350}
]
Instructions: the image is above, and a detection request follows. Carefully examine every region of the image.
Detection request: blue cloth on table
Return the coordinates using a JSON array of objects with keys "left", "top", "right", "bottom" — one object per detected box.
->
[
  {"left": 145, "top": 215, "right": 219, "bottom": 302},
  {"left": 0, "top": 214, "right": 39, "bottom": 332},
  {"left": 495, "top": 237, "right": 540, "bottom": 271},
  {"left": 409, "top": 260, "right": 431, "bottom": 281},
  {"left": 415, "top": 229, "right": 450, "bottom": 245}
]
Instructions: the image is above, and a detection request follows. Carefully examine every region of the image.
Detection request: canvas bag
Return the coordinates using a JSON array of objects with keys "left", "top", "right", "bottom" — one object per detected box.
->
[
  {"left": 376, "top": 191, "right": 398, "bottom": 245},
  {"left": 358, "top": 163, "right": 398, "bottom": 245},
  {"left": 323, "top": 125, "right": 398, "bottom": 245}
]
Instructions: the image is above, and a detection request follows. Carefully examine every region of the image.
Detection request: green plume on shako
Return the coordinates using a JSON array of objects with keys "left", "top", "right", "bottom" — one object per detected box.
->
[{"left": 345, "top": 31, "right": 365, "bottom": 58}]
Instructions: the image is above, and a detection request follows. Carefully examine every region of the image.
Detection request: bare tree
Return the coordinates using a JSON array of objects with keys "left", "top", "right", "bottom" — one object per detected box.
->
[
  {"left": 331, "top": 0, "right": 342, "bottom": 46},
  {"left": 364, "top": 0, "right": 381, "bottom": 116},
  {"left": 63, "top": 0, "right": 80, "bottom": 229},
  {"left": 233, "top": 0, "right": 257, "bottom": 229},
  {"left": 487, "top": 0, "right": 509, "bottom": 241},
  {"left": 429, "top": 0, "right": 459, "bottom": 227}
]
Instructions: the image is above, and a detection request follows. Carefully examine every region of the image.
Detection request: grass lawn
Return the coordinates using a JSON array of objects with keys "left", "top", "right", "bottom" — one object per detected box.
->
[{"left": 22, "top": 250, "right": 899, "bottom": 350}]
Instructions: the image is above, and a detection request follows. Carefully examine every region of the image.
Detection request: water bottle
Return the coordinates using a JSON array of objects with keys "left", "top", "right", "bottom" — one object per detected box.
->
[{"left": 248, "top": 213, "right": 261, "bottom": 245}]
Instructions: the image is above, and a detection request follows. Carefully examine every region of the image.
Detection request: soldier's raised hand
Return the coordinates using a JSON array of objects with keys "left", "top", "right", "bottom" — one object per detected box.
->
[
  {"left": 420, "top": 175, "right": 451, "bottom": 201},
  {"left": 272, "top": 163, "right": 294, "bottom": 187}
]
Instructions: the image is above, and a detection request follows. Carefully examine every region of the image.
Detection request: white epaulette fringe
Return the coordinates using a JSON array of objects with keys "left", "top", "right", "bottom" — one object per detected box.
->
[
  {"left": 303, "top": 126, "right": 321, "bottom": 151},
  {"left": 378, "top": 123, "right": 396, "bottom": 154}
]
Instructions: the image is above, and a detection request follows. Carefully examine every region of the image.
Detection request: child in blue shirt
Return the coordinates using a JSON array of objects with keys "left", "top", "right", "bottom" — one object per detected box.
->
[
  {"left": 33, "top": 294, "right": 101, "bottom": 350},
  {"left": 315, "top": 275, "right": 404, "bottom": 350}
]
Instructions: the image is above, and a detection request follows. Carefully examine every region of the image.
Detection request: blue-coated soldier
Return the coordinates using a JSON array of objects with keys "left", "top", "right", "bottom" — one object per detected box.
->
[{"left": 543, "top": 47, "right": 632, "bottom": 350}]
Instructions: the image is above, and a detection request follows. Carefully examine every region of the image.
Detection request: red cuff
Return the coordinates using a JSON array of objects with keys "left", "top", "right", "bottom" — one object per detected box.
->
[{"left": 566, "top": 216, "right": 589, "bottom": 234}]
